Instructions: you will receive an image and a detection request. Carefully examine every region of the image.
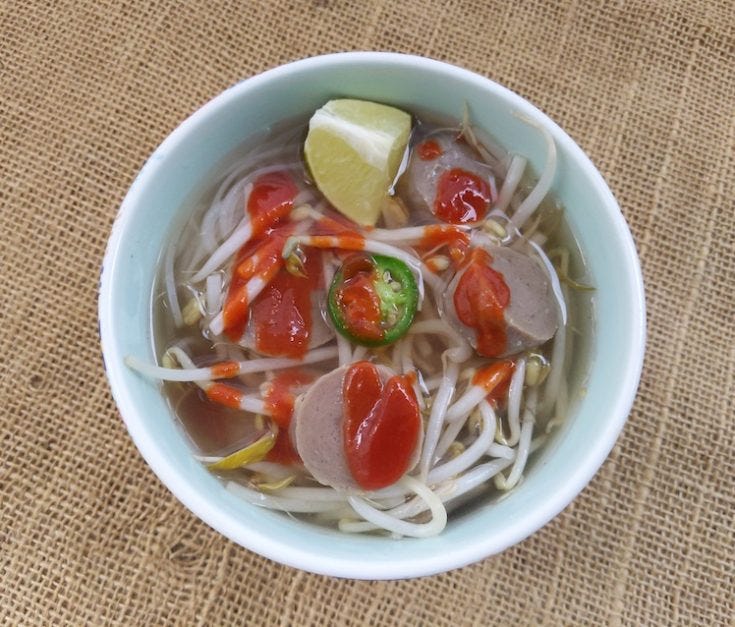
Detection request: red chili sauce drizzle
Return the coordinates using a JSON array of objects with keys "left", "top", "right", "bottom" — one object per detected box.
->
[
  {"left": 251, "top": 248, "right": 322, "bottom": 358},
  {"left": 266, "top": 434, "right": 300, "bottom": 466},
  {"left": 342, "top": 361, "right": 420, "bottom": 490},
  {"left": 418, "top": 225, "right": 471, "bottom": 266},
  {"left": 472, "top": 360, "right": 515, "bottom": 408},
  {"left": 453, "top": 248, "right": 510, "bottom": 358},
  {"left": 312, "top": 209, "right": 362, "bottom": 236},
  {"left": 234, "top": 235, "right": 286, "bottom": 281},
  {"left": 434, "top": 168, "right": 492, "bottom": 224},
  {"left": 222, "top": 171, "right": 323, "bottom": 358},
  {"left": 332, "top": 254, "right": 383, "bottom": 342},
  {"left": 247, "top": 171, "right": 298, "bottom": 238},
  {"left": 222, "top": 171, "right": 297, "bottom": 340},
  {"left": 223, "top": 231, "right": 291, "bottom": 340},
  {"left": 222, "top": 241, "right": 259, "bottom": 341},
  {"left": 417, "top": 138, "right": 443, "bottom": 160},
  {"left": 210, "top": 360, "right": 240, "bottom": 378},
  {"left": 264, "top": 370, "right": 315, "bottom": 465},
  {"left": 205, "top": 383, "right": 243, "bottom": 409}
]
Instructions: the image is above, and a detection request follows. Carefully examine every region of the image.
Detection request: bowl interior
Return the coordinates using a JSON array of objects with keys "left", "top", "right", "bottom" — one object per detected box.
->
[{"left": 99, "top": 52, "right": 645, "bottom": 579}]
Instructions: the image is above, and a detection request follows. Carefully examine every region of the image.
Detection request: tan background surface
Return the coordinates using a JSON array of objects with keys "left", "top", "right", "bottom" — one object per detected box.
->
[{"left": 2, "top": 1, "right": 734, "bottom": 624}]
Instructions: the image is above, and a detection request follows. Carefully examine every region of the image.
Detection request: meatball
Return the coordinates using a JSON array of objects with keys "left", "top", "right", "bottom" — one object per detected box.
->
[
  {"left": 443, "top": 245, "right": 559, "bottom": 357},
  {"left": 397, "top": 130, "right": 497, "bottom": 224}
]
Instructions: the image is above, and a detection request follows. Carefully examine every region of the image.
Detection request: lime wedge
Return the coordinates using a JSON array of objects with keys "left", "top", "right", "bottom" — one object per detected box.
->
[
  {"left": 304, "top": 99, "right": 411, "bottom": 226},
  {"left": 207, "top": 431, "right": 276, "bottom": 471}
]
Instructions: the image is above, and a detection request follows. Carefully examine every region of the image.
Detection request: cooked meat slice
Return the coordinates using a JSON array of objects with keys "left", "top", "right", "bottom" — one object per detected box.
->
[
  {"left": 241, "top": 293, "right": 334, "bottom": 355},
  {"left": 292, "top": 363, "right": 417, "bottom": 491},
  {"left": 443, "top": 245, "right": 559, "bottom": 357},
  {"left": 397, "top": 130, "right": 496, "bottom": 223}
]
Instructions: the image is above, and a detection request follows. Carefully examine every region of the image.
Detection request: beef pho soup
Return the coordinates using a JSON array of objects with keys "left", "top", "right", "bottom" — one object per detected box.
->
[{"left": 127, "top": 99, "right": 592, "bottom": 537}]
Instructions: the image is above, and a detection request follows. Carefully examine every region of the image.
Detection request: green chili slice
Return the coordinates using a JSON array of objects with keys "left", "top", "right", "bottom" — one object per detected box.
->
[{"left": 327, "top": 253, "right": 418, "bottom": 347}]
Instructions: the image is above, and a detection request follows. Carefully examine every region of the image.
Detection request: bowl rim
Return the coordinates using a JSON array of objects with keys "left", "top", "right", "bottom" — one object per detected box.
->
[{"left": 99, "top": 51, "right": 646, "bottom": 579}]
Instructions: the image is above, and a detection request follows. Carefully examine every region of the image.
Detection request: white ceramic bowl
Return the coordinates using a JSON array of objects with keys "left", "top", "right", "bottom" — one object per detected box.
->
[{"left": 99, "top": 52, "right": 645, "bottom": 579}]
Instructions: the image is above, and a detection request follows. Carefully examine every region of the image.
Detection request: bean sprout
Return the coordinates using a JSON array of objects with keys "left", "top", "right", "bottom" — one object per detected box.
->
[
  {"left": 125, "top": 346, "right": 339, "bottom": 382},
  {"left": 510, "top": 114, "right": 556, "bottom": 229},
  {"left": 428, "top": 401, "right": 496, "bottom": 484},
  {"left": 346, "top": 477, "right": 447, "bottom": 538},
  {"left": 493, "top": 154, "right": 527, "bottom": 214},
  {"left": 496, "top": 388, "right": 537, "bottom": 490},
  {"left": 506, "top": 357, "right": 526, "bottom": 446},
  {"left": 419, "top": 358, "right": 459, "bottom": 480}
]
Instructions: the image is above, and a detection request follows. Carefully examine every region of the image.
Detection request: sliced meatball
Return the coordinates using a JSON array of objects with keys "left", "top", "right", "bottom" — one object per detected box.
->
[
  {"left": 241, "top": 293, "right": 334, "bottom": 356},
  {"left": 396, "top": 130, "right": 497, "bottom": 224},
  {"left": 291, "top": 363, "right": 422, "bottom": 491},
  {"left": 443, "top": 245, "right": 559, "bottom": 357}
]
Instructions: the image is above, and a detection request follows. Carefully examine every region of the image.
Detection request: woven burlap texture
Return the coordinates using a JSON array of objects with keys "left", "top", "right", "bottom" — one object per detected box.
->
[{"left": 2, "top": 0, "right": 733, "bottom": 625}]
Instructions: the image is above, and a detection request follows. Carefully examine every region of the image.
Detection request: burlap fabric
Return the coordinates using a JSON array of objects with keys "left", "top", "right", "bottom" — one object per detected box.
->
[{"left": 2, "top": 0, "right": 733, "bottom": 624}]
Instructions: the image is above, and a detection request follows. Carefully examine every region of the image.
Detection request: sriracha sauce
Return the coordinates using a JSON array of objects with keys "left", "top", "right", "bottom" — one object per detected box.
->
[
  {"left": 453, "top": 248, "right": 510, "bottom": 357},
  {"left": 434, "top": 168, "right": 492, "bottom": 224},
  {"left": 342, "top": 361, "right": 420, "bottom": 490},
  {"left": 221, "top": 170, "right": 324, "bottom": 357},
  {"left": 263, "top": 370, "right": 315, "bottom": 465},
  {"left": 417, "top": 138, "right": 443, "bottom": 160}
]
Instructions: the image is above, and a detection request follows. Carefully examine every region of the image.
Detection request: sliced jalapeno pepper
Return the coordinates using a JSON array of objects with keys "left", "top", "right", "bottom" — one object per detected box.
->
[{"left": 327, "top": 253, "right": 418, "bottom": 347}]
